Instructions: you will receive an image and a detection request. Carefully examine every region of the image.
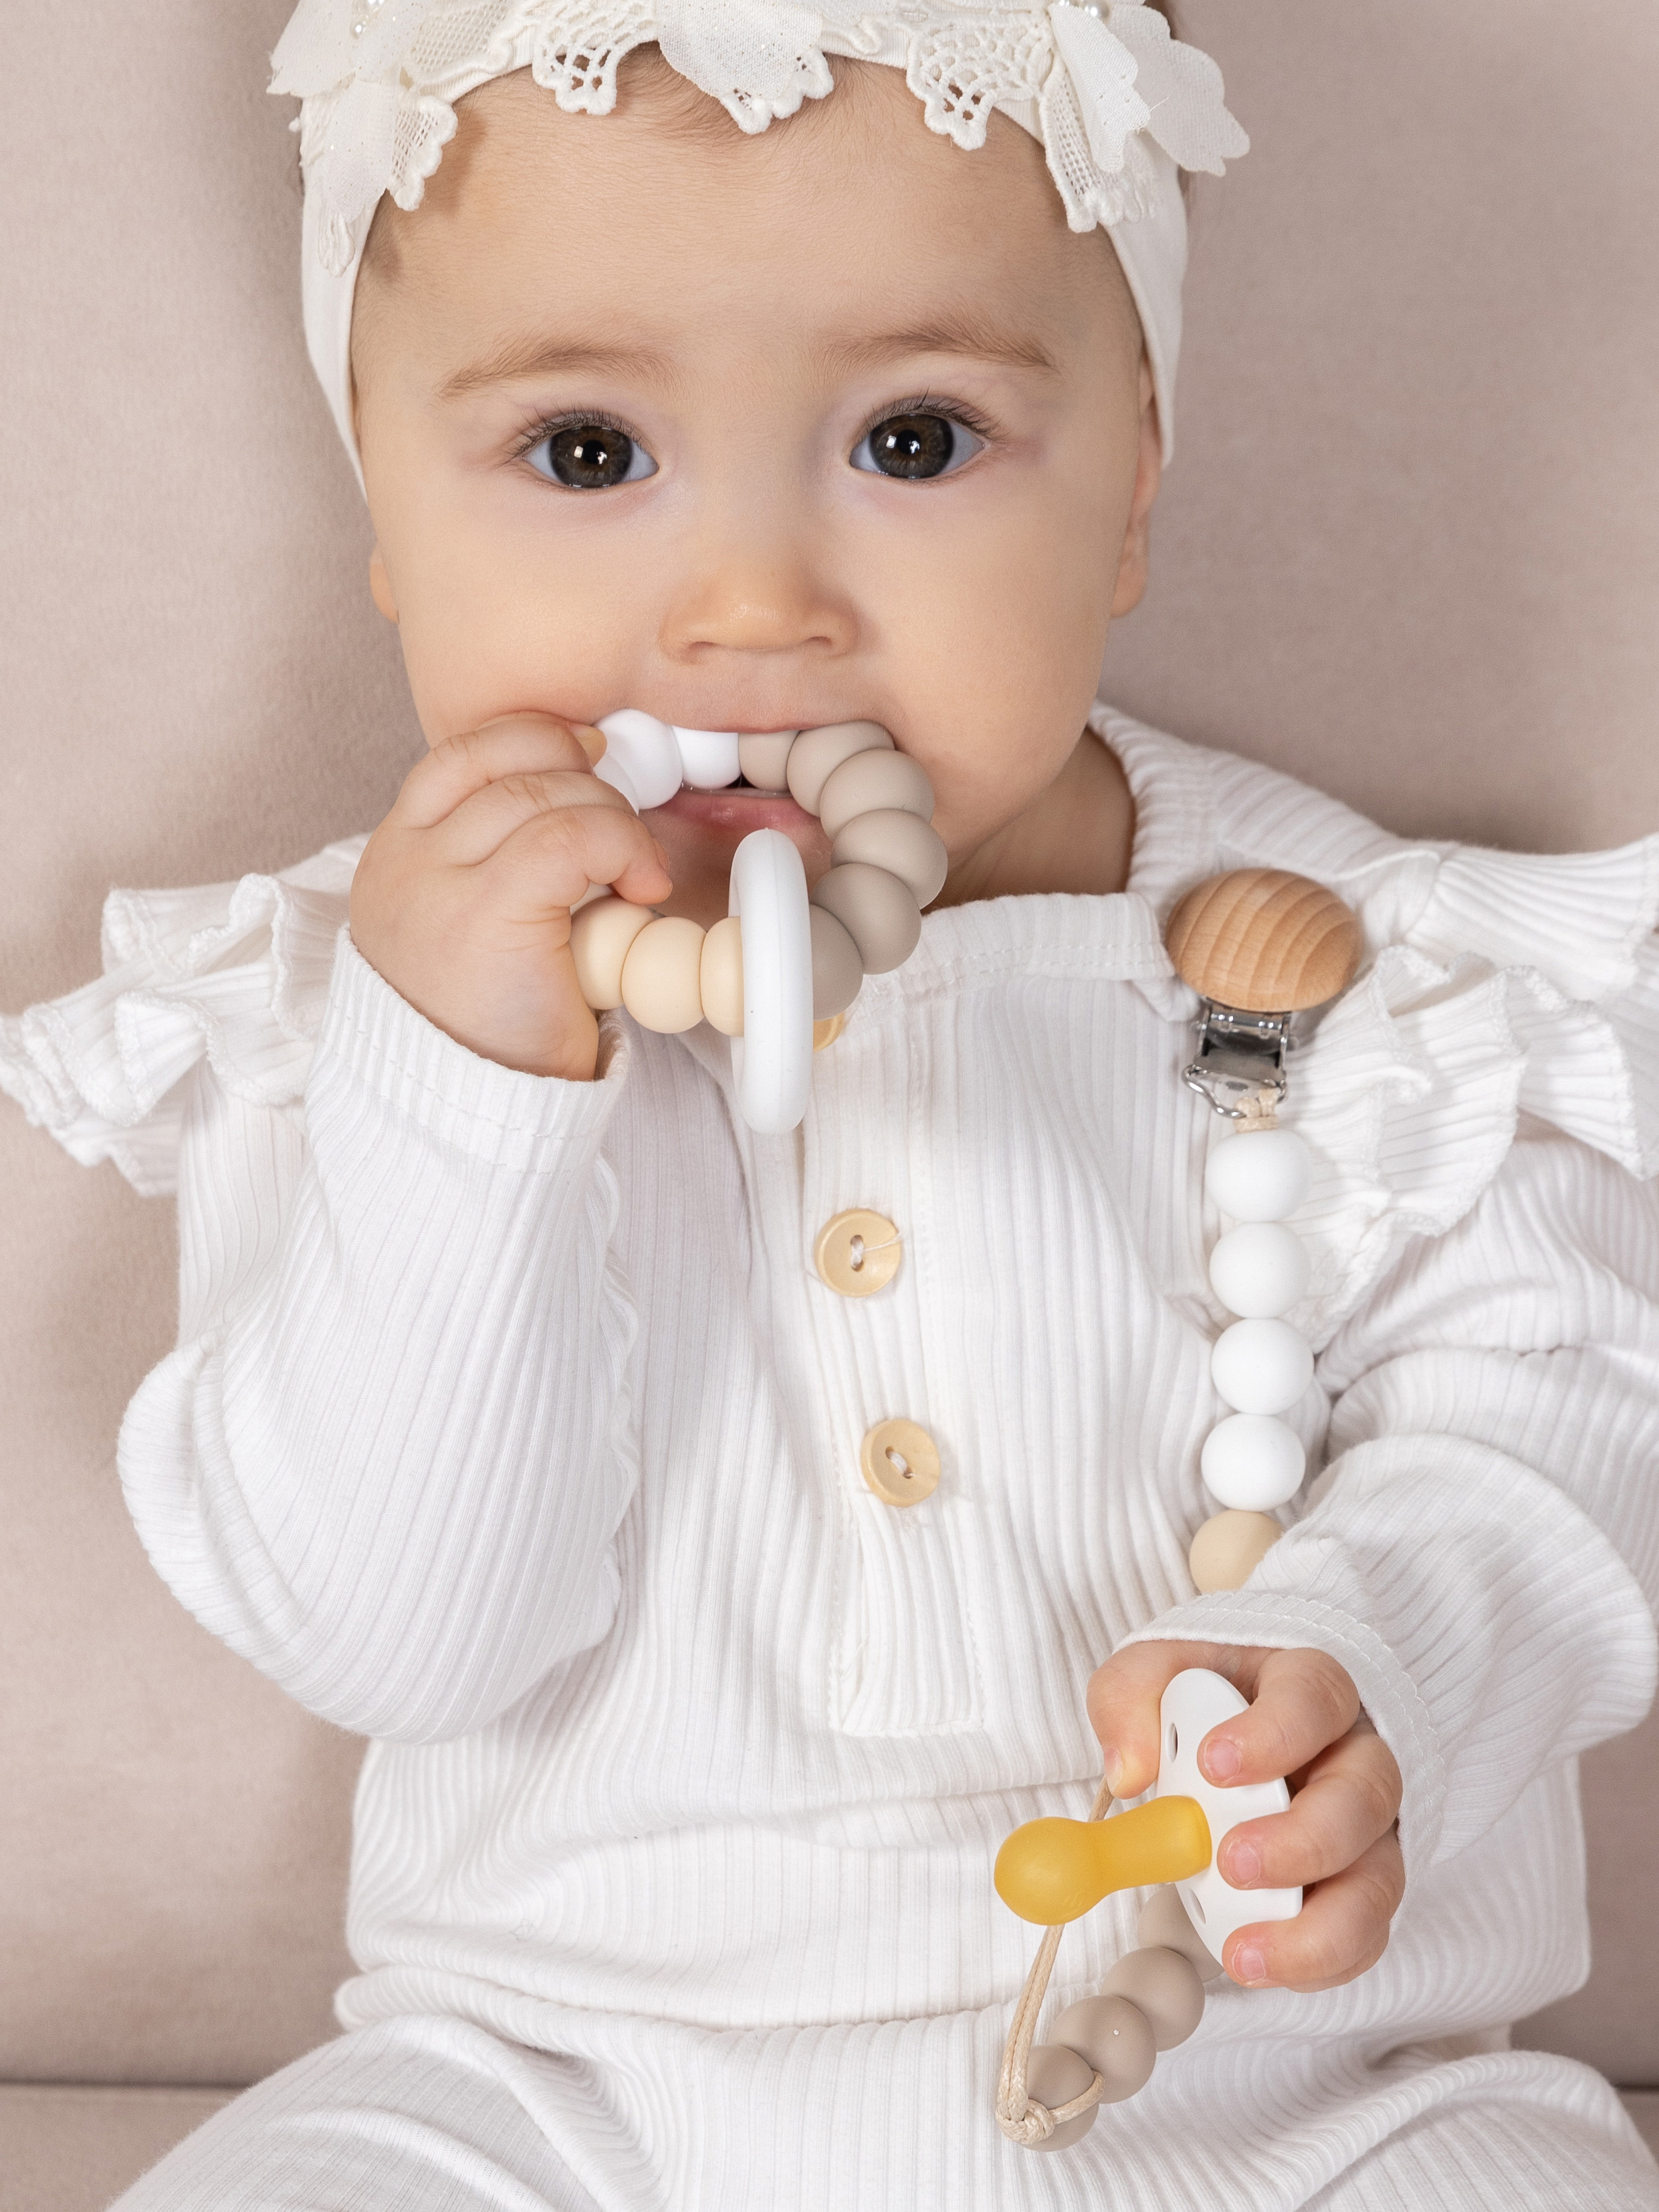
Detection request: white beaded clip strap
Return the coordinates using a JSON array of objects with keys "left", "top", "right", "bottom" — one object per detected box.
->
[
  {"left": 1165, "top": 869, "right": 1363, "bottom": 1592},
  {"left": 567, "top": 716, "right": 947, "bottom": 1134}
]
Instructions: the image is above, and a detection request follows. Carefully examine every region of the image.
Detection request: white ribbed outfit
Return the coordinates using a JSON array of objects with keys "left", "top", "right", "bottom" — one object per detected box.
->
[{"left": 6, "top": 715, "right": 1659, "bottom": 2211}]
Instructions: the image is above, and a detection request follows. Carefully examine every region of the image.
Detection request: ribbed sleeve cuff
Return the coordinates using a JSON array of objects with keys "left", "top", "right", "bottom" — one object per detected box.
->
[
  {"left": 317, "top": 929, "right": 629, "bottom": 1174},
  {"left": 1118, "top": 1591, "right": 1448, "bottom": 1876}
]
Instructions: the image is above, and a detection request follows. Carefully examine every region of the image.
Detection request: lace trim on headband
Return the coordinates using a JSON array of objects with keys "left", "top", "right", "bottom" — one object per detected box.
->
[{"left": 273, "top": 0, "right": 1247, "bottom": 272}]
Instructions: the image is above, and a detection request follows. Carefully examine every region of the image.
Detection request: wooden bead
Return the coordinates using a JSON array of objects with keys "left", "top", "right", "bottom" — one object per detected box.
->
[
  {"left": 619, "top": 915, "right": 707, "bottom": 1033},
  {"left": 817, "top": 748, "right": 935, "bottom": 841},
  {"left": 785, "top": 721, "right": 892, "bottom": 814},
  {"left": 1101, "top": 1946, "right": 1206, "bottom": 2049},
  {"left": 568, "top": 894, "right": 654, "bottom": 1010},
  {"left": 810, "top": 863, "right": 921, "bottom": 974},
  {"left": 1048, "top": 1995, "right": 1156, "bottom": 2102},
  {"left": 699, "top": 914, "right": 744, "bottom": 1036},
  {"left": 831, "top": 808, "right": 948, "bottom": 905},
  {"left": 1022, "top": 2043, "right": 1099, "bottom": 2150},
  {"left": 1189, "top": 1509, "right": 1283, "bottom": 1593},
  {"left": 809, "top": 904, "right": 864, "bottom": 1019},
  {"left": 1137, "top": 1885, "right": 1224, "bottom": 1981},
  {"left": 1166, "top": 869, "right": 1361, "bottom": 1012},
  {"left": 737, "top": 730, "right": 797, "bottom": 792}
]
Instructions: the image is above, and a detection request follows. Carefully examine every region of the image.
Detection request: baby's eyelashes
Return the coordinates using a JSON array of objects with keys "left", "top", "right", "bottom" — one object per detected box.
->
[
  {"left": 849, "top": 410, "right": 985, "bottom": 481},
  {"left": 522, "top": 417, "right": 659, "bottom": 489}
]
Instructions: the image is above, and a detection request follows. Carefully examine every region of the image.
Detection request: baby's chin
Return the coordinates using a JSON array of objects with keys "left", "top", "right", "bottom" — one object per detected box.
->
[{"left": 646, "top": 786, "right": 832, "bottom": 927}]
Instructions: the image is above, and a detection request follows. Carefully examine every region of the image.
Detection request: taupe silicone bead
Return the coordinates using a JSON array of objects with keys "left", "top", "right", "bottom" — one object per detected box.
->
[
  {"left": 785, "top": 721, "right": 893, "bottom": 814},
  {"left": 737, "top": 730, "right": 798, "bottom": 792},
  {"left": 619, "top": 916, "right": 707, "bottom": 1034},
  {"left": 816, "top": 748, "right": 935, "bottom": 841},
  {"left": 569, "top": 894, "right": 654, "bottom": 1010},
  {"left": 1137, "top": 1886, "right": 1225, "bottom": 1982},
  {"left": 1049, "top": 1995, "right": 1156, "bottom": 2103},
  {"left": 810, "top": 863, "right": 921, "bottom": 974},
  {"left": 809, "top": 903, "right": 865, "bottom": 1018},
  {"left": 1101, "top": 1945, "right": 1207, "bottom": 2049},
  {"left": 830, "top": 808, "right": 949, "bottom": 906},
  {"left": 1022, "top": 2043, "right": 1099, "bottom": 2151},
  {"left": 699, "top": 915, "right": 744, "bottom": 1036},
  {"left": 1189, "top": 1508, "right": 1283, "bottom": 1593}
]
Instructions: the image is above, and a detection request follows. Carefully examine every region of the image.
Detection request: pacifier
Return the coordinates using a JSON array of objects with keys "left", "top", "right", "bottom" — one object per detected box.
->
[{"left": 569, "top": 714, "right": 946, "bottom": 1134}]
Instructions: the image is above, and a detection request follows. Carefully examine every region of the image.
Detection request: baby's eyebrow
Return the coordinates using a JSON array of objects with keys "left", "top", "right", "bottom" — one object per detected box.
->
[
  {"left": 439, "top": 337, "right": 673, "bottom": 398},
  {"left": 826, "top": 316, "right": 1060, "bottom": 378}
]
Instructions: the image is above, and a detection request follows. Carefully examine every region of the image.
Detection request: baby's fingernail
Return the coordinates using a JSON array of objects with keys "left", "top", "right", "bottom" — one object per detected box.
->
[
  {"left": 1202, "top": 1736, "right": 1242, "bottom": 1781},
  {"left": 1101, "top": 1749, "right": 1123, "bottom": 1797},
  {"left": 1224, "top": 1839, "right": 1261, "bottom": 1884},
  {"left": 1232, "top": 1945, "right": 1268, "bottom": 1985}
]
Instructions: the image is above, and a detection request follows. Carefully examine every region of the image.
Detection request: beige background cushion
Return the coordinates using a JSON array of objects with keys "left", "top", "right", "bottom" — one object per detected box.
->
[{"left": 1, "top": 0, "right": 1654, "bottom": 2093}]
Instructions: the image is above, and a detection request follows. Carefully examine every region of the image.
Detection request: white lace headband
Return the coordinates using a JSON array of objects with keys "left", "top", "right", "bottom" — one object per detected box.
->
[{"left": 271, "top": 0, "right": 1247, "bottom": 477}]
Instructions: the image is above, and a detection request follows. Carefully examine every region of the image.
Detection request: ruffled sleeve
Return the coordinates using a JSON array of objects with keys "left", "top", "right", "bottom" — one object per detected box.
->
[
  {"left": 0, "top": 837, "right": 364, "bottom": 1197},
  {"left": 1101, "top": 709, "right": 1659, "bottom": 1334}
]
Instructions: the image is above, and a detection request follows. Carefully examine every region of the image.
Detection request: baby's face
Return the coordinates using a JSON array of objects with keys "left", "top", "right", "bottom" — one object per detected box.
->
[{"left": 354, "top": 56, "right": 1157, "bottom": 923}]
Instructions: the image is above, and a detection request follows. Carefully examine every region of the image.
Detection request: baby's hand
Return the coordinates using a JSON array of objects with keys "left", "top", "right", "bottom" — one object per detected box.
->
[
  {"left": 1087, "top": 1643, "right": 1404, "bottom": 1991},
  {"left": 350, "top": 715, "right": 672, "bottom": 1080}
]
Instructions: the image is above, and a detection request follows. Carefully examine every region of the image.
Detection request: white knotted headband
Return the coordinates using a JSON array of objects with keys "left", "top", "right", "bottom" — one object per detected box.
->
[{"left": 272, "top": 0, "right": 1247, "bottom": 475}]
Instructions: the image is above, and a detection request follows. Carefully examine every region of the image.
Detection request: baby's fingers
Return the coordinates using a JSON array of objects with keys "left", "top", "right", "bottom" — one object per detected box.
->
[
  {"left": 1217, "top": 1726, "right": 1402, "bottom": 1892},
  {"left": 394, "top": 714, "right": 606, "bottom": 830},
  {"left": 1224, "top": 1830, "right": 1406, "bottom": 1992},
  {"left": 1196, "top": 1646, "right": 1359, "bottom": 1790},
  {"left": 487, "top": 801, "right": 671, "bottom": 919}
]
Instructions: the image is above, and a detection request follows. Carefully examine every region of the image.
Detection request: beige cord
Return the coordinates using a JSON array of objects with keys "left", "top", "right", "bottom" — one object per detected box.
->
[{"left": 994, "top": 1771, "right": 1115, "bottom": 2146}]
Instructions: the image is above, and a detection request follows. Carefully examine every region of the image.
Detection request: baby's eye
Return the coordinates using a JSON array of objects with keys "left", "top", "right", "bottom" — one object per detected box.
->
[
  {"left": 524, "top": 421, "right": 658, "bottom": 489},
  {"left": 850, "top": 412, "right": 984, "bottom": 481}
]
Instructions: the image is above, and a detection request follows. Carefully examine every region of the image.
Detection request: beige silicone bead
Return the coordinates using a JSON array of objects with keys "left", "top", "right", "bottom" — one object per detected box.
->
[
  {"left": 1137, "top": 1885, "right": 1225, "bottom": 1982},
  {"left": 619, "top": 916, "right": 707, "bottom": 1034},
  {"left": 786, "top": 721, "right": 893, "bottom": 814},
  {"left": 810, "top": 904, "right": 865, "bottom": 1019},
  {"left": 830, "top": 808, "right": 949, "bottom": 906},
  {"left": 810, "top": 864, "right": 921, "bottom": 974},
  {"left": 1022, "top": 2043, "right": 1099, "bottom": 2152},
  {"left": 1101, "top": 1946, "right": 1207, "bottom": 2049},
  {"left": 699, "top": 914, "right": 744, "bottom": 1036},
  {"left": 569, "top": 895, "right": 655, "bottom": 1010},
  {"left": 1048, "top": 1995, "right": 1156, "bottom": 2104},
  {"left": 737, "top": 730, "right": 798, "bottom": 792},
  {"left": 1189, "top": 1508, "right": 1283, "bottom": 1593},
  {"left": 816, "top": 748, "right": 935, "bottom": 841}
]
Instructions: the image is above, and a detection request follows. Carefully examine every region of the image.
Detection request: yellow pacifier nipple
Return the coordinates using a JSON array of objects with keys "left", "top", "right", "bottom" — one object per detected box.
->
[{"left": 994, "top": 1797, "right": 1212, "bottom": 1926}]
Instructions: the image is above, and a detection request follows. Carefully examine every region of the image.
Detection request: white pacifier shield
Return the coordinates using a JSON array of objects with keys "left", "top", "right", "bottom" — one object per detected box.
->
[
  {"left": 729, "top": 829, "right": 812, "bottom": 1134},
  {"left": 1155, "top": 1668, "right": 1301, "bottom": 1959},
  {"left": 595, "top": 709, "right": 682, "bottom": 812}
]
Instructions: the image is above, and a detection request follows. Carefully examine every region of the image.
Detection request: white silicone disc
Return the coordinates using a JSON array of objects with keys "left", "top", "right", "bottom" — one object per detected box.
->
[
  {"left": 1155, "top": 1668, "right": 1301, "bottom": 1959},
  {"left": 596, "top": 709, "right": 682, "bottom": 810},
  {"left": 675, "top": 726, "right": 742, "bottom": 789},
  {"left": 729, "top": 830, "right": 812, "bottom": 1133}
]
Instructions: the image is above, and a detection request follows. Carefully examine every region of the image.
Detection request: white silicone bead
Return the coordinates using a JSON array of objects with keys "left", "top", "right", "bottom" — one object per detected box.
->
[
  {"left": 1200, "top": 1413, "right": 1307, "bottom": 1511},
  {"left": 1205, "top": 1129, "right": 1313, "bottom": 1222},
  {"left": 619, "top": 916, "right": 706, "bottom": 1033},
  {"left": 736, "top": 730, "right": 797, "bottom": 792},
  {"left": 674, "top": 726, "right": 742, "bottom": 789},
  {"left": 1208, "top": 1222, "right": 1311, "bottom": 1318},
  {"left": 1210, "top": 1317, "right": 1314, "bottom": 1416},
  {"left": 595, "top": 709, "right": 682, "bottom": 810},
  {"left": 730, "top": 828, "right": 813, "bottom": 1134}
]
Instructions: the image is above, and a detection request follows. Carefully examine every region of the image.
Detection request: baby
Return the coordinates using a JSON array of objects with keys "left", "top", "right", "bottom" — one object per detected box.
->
[{"left": 4, "top": 2, "right": 1658, "bottom": 2207}]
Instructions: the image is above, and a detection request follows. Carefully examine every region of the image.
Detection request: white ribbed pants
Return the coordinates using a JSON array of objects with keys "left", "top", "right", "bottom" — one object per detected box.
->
[{"left": 110, "top": 2015, "right": 1658, "bottom": 2211}]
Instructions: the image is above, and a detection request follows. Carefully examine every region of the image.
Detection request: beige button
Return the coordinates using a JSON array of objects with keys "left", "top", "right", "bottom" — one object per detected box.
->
[
  {"left": 814, "top": 1209, "right": 903, "bottom": 1298},
  {"left": 860, "top": 1418, "right": 941, "bottom": 1507}
]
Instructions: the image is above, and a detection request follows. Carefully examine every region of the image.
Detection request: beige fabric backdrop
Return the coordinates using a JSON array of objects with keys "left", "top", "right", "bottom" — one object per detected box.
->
[{"left": 0, "top": 0, "right": 1654, "bottom": 2090}]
